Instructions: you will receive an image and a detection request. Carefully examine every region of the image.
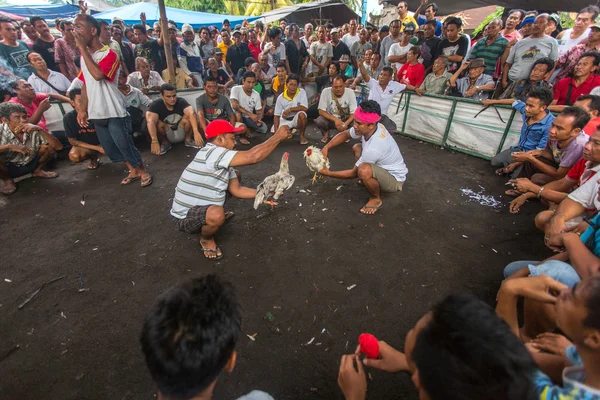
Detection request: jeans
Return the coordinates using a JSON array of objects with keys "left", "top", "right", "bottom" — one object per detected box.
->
[
  {"left": 503, "top": 259, "right": 581, "bottom": 288},
  {"left": 242, "top": 115, "right": 268, "bottom": 134},
  {"left": 92, "top": 115, "right": 143, "bottom": 168}
]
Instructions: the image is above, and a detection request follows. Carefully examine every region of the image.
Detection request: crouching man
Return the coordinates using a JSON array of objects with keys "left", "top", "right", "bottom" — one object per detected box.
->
[
  {"left": 0, "top": 103, "right": 63, "bottom": 195},
  {"left": 272, "top": 73, "right": 308, "bottom": 144},
  {"left": 320, "top": 100, "right": 408, "bottom": 215},
  {"left": 170, "top": 120, "right": 289, "bottom": 259}
]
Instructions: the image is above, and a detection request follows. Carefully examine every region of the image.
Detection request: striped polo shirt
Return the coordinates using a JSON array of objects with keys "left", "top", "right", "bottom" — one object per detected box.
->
[
  {"left": 170, "top": 144, "right": 238, "bottom": 219},
  {"left": 467, "top": 35, "right": 509, "bottom": 76}
]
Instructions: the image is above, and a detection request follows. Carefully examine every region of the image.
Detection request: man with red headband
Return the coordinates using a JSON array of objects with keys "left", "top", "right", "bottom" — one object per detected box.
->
[
  {"left": 320, "top": 100, "right": 408, "bottom": 215},
  {"left": 171, "top": 120, "right": 290, "bottom": 259}
]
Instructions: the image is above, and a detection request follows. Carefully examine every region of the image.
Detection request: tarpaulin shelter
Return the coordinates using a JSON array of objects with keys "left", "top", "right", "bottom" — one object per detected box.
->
[
  {"left": 0, "top": 10, "right": 25, "bottom": 21},
  {"left": 260, "top": 0, "right": 360, "bottom": 26},
  {"left": 0, "top": 4, "right": 82, "bottom": 21},
  {"left": 93, "top": 2, "right": 259, "bottom": 29},
  {"left": 383, "top": 0, "right": 595, "bottom": 15}
]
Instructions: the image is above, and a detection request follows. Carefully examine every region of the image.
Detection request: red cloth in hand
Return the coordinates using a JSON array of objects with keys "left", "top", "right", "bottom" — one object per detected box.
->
[{"left": 359, "top": 333, "right": 380, "bottom": 359}]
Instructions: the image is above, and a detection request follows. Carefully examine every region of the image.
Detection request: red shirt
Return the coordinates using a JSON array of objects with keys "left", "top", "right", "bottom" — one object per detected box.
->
[
  {"left": 398, "top": 62, "right": 425, "bottom": 87},
  {"left": 583, "top": 116, "right": 600, "bottom": 135},
  {"left": 9, "top": 93, "right": 49, "bottom": 131},
  {"left": 554, "top": 74, "right": 600, "bottom": 106},
  {"left": 567, "top": 157, "right": 598, "bottom": 185},
  {"left": 248, "top": 41, "right": 261, "bottom": 62}
]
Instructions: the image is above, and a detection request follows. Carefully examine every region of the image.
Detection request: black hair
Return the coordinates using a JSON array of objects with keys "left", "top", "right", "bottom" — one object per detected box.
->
[
  {"left": 20, "top": 20, "right": 32, "bottom": 28},
  {"left": 244, "top": 57, "right": 255, "bottom": 67},
  {"left": 329, "top": 62, "right": 341, "bottom": 74},
  {"left": 99, "top": 20, "right": 109, "bottom": 29},
  {"left": 532, "top": 57, "right": 554, "bottom": 73},
  {"left": 332, "top": 74, "right": 346, "bottom": 84},
  {"left": 133, "top": 23, "right": 147, "bottom": 34},
  {"left": 528, "top": 87, "right": 553, "bottom": 107},
  {"left": 580, "top": 51, "right": 600, "bottom": 67},
  {"left": 424, "top": 20, "right": 438, "bottom": 28},
  {"left": 168, "top": 19, "right": 177, "bottom": 27},
  {"left": 269, "top": 26, "right": 282, "bottom": 38},
  {"left": 381, "top": 66, "right": 394, "bottom": 76},
  {"left": 220, "top": 27, "right": 228, "bottom": 34},
  {"left": 200, "top": 26, "right": 209, "bottom": 35},
  {"left": 325, "top": 22, "right": 335, "bottom": 29},
  {"left": 580, "top": 5, "right": 600, "bottom": 20},
  {"left": 160, "top": 83, "right": 177, "bottom": 93},
  {"left": 426, "top": 2, "right": 438, "bottom": 14},
  {"left": 576, "top": 94, "right": 600, "bottom": 114},
  {"left": 286, "top": 73, "right": 299, "bottom": 84},
  {"left": 359, "top": 100, "right": 381, "bottom": 116},
  {"left": 242, "top": 71, "right": 256, "bottom": 81},
  {"left": 412, "top": 293, "right": 537, "bottom": 400},
  {"left": 26, "top": 51, "right": 40, "bottom": 63},
  {"left": 398, "top": 1, "right": 408, "bottom": 7},
  {"left": 280, "top": 18, "right": 287, "bottom": 23},
  {"left": 254, "top": 20, "right": 264, "bottom": 29},
  {"left": 275, "top": 61, "right": 286, "bottom": 70},
  {"left": 445, "top": 16, "right": 463, "bottom": 28},
  {"left": 0, "top": 102, "right": 27, "bottom": 119},
  {"left": 223, "top": 19, "right": 230, "bottom": 24},
  {"left": 408, "top": 46, "right": 420, "bottom": 56},
  {"left": 561, "top": 106, "right": 591, "bottom": 130},
  {"left": 69, "top": 88, "right": 82, "bottom": 101},
  {"left": 389, "top": 19, "right": 401, "bottom": 27},
  {"left": 584, "top": 276, "right": 600, "bottom": 330},
  {"left": 140, "top": 275, "right": 241, "bottom": 399},
  {"left": 29, "top": 15, "right": 45, "bottom": 27},
  {"left": 80, "top": 15, "right": 101, "bottom": 38},
  {"left": 124, "top": 27, "right": 134, "bottom": 36},
  {"left": 509, "top": 9, "right": 526, "bottom": 21},
  {"left": 204, "top": 75, "right": 217, "bottom": 84}
]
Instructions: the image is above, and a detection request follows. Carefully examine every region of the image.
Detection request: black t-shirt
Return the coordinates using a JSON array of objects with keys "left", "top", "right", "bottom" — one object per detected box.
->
[
  {"left": 438, "top": 35, "right": 469, "bottom": 73},
  {"left": 148, "top": 97, "right": 190, "bottom": 127},
  {"left": 204, "top": 69, "right": 230, "bottom": 86},
  {"left": 226, "top": 43, "right": 252, "bottom": 77},
  {"left": 135, "top": 39, "right": 164, "bottom": 72},
  {"left": 315, "top": 75, "right": 333, "bottom": 93},
  {"left": 332, "top": 41, "right": 351, "bottom": 62},
  {"left": 420, "top": 37, "right": 442, "bottom": 69},
  {"left": 63, "top": 110, "right": 100, "bottom": 145},
  {"left": 33, "top": 38, "right": 57, "bottom": 71}
]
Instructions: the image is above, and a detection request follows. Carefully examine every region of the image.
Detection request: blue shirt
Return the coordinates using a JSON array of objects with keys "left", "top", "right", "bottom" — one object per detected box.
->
[
  {"left": 512, "top": 100, "right": 554, "bottom": 151},
  {"left": 417, "top": 16, "right": 443, "bottom": 37},
  {"left": 580, "top": 213, "right": 600, "bottom": 255}
]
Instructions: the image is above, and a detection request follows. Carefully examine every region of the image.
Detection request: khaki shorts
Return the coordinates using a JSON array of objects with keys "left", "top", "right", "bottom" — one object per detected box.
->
[{"left": 370, "top": 163, "right": 404, "bottom": 193}]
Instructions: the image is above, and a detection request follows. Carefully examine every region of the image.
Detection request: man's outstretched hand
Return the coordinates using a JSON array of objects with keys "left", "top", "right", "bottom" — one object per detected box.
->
[
  {"left": 273, "top": 125, "right": 290, "bottom": 140},
  {"left": 338, "top": 354, "right": 367, "bottom": 400},
  {"left": 354, "top": 341, "right": 409, "bottom": 373}
]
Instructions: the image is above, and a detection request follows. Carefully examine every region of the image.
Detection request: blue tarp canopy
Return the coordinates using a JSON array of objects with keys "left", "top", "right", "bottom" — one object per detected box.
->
[
  {"left": 93, "top": 2, "right": 259, "bottom": 29},
  {"left": 0, "top": 4, "right": 81, "bottom": 22}
]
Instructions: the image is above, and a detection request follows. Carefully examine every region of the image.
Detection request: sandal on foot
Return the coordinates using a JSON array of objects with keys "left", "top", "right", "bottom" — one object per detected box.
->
[
  {"left": 141, "top": 173, "right": 153, "bottom": 187},
  {"left": 239, "top": 137, "right": 251, "bottom": 145},
  {"left": 87, "top": 159, "right": 100, "bottom": 170},
  {"left": 360, "top": 203, "right": 382, "bottom": 215},
  {"left": 33, "top": 170, "right": 59, "bottom": 179},
  {"left": 201, "top": 247, "right": 223, "bottom": 260},
  {"left": 300, "top": 138, "right": 309, "bottom": 145},
  {"left": 225, "top": 211, "right": 234, "bottom": 220},
  {"left": 121, "top": 175, "right": 141, "bottom": 185},
  {"left": 321, "top": 136, "right": 329, "bottom": 143}
]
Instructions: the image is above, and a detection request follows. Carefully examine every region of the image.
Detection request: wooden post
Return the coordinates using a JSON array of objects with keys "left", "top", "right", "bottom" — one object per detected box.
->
[{"left": 157, "top": 0, "right": 176, "bottom": 84}]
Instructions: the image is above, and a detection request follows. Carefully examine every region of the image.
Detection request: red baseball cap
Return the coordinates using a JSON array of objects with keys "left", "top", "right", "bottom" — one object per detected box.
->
[{"left": 205, "top": 120, "right": 245, "bottom": 139}]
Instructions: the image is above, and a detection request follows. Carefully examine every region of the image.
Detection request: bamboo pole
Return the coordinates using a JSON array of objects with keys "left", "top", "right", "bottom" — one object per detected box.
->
[{"left": 157, "top": 0, "right": 176, "bottom": 85}]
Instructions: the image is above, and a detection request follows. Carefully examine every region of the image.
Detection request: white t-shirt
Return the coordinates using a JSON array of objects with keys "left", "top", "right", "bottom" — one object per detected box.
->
[
  {"left": 388, "top": 42, "right": 411, "bottom": 71},
  {"left": 78, "top": 45, "right": 127, "bottom": 119},
  {"left": 274, "top": 88, "right": 308, "bottom": 118},
  {"left": 350, "top": 123, "right": 408, "bottom": 182},
  {"left": 342, "top": 33, "right": 360, "bottom": 49},
  {"left": 310, "top": 41, "right": 334, "bottom": 72},
  {"left": 123, "top": 85, "right": 151, "bottom": 111},
  {"left": 27, "top": 70, "right": 71, "bottom": 95},
  {"left": 568, "top": 175, "right": 600, "bottom": 210},
  {"left": 558, "top": 28, "right": 590, "bottom": 57},
  {"left": 365, "top": 78, "right": 405, "bottom": 115},
  {"left": 317, "top": 87, "right": 357, "bottom": 119},
  {"left": 230, "top": 85, "right": 263, "bottom": 113},
  {"left": 264, "top": 42, "right": 286, "bottom": 67}
]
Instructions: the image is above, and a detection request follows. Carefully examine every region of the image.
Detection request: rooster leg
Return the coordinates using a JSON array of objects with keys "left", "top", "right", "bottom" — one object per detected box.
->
[
  {"left": 311, "top": 171, "right": 317, "bottom": 185},
  {"left": 319, "top": 174, "right": 324, "bottom": 180}
]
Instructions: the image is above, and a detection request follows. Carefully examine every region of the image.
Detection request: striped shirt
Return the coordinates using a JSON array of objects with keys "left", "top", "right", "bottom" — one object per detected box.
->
[
  {"left": 170, "top": 143, "right": 238, "bottom": 219},
  {"left": 468, "top": 35, "right": 508, "bottom": 76}
]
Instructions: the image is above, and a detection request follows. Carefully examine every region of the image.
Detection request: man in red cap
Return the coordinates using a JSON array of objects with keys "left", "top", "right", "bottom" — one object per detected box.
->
[{"left": 171, "top": 120, "right": 290, "bottom": 259}]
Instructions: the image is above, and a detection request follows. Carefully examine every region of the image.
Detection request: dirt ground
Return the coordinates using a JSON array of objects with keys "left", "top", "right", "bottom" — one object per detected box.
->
[{"left": 0, "top": 124, "right": 553, "bottom": 400}]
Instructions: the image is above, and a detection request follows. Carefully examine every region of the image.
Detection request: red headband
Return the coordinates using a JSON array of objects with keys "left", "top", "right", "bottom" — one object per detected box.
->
[{"left": 354, "top": 106, "right": 381, "bottom": 124}]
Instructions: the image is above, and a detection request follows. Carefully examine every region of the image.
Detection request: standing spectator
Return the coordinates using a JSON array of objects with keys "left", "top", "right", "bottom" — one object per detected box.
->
[
  {"left": 30, "top": 16, "right": 58, "bottom": 72},
  {"left": 27, "top": 52, "right": 71, "bottom": 95},
  {"left": 217, "top": 29, "right": 232, "bottom": 60},
  {"left": 302, "top": 23, "right": 313, "bottom": 47},
  {"left": 388, "top": 25, "right": 414, "bottom": 72},
  {"left": 467, "top": 18, "right": 508, "bottom": 77},
  {"left": 167, "top": 25, "right": 179, "bottom": 64},
  {"left": 248, "top": 29, "right": 262, "bottom": 61},
  {"left": 112, "top": 25, "right": 135, "bottom": 80},
  {"left": 124, "top": 27, "right": 137, "bottom": 45},
  {"left": 198, "top": 27, "right": 215, "bottom": 61},
  {"left": 285, "top": 24, "right": 309, "bottom": 76},
  {"left": 501, "top": 9, "right": 524, "bottom": 42},
  {"left": 396, "top": 1, "right": 418, "bottom": 32},
  {"left": 397, "top": 47, "right": 425, "bottom": 89},
  {"left": 551, "top": 52, "right": 600, "bottom": 109},
  {"left": 369, "top": 28, "right": 380, "bottom": 51},
  {"left": 53, "top": 20, "right": 80, "bottom": 81},
  {"left": 133, "top": 22, "right": 165, "bottom": 73},
  {"left": 555, "top": 23, "right": 600, "bottom": 82},
  {"left": 342, "top": 19, "right": 359, "bottom": 49},
  {"left": 178, "top": 24, "right": 204, "bottom": 88},
  {"left": 503, "top": 14, "right": 558, "bottom": 89},
  {"left": 0, "top": 16, "right": 34, "bottom": 79},
  {"left": 310, "top": 26, "right": 333, "bottom": 76},
  {"left": 226, "top": 29, "right": 252, "bottom": 77},
  {"left": 19, "top": 20, "right": 39, "bottom": 47},
  {"left": 262, "top": 27, "right": 287, "bottom": 71},
  {"left": 416, "top": 56, "right": 452, "bottom": 95},
  {"left": 419, "top": 20, "right": 441, "bottom": 72},
  {"left": 350, "top": 28, "right": 372, "bottom": 71},
  {"left": 73, "top": 14, "right": 152, "bottom": 187},
  {"left": 214, "top": 48, "right": 233, "bottom": 77},
  {"left": 99, "top": 20, "right": 129, "bottom": 76},
  {"left": 447, "top": 58, "right": 495, "bottom": 100},
  {"left": 380, "top": 20, "right": 402, "bottom": 67},
  {"left": 315, "top": 75, "right": 357, "bottom": 143},
  {"left": 330, "top": 28, "right": 351, "bottom": 62},
  {"left": 127, "top": 57, "right": 165, "bottom": 94},
  {"left": 230, "top": 72, "right": 267, "bottom": 135},
  {"left": 414, "top": 1, "right": 443, "bottom": 37},
  {"left": 63, "top": 89, "right": 103, "bottom": 170},
  {"left": 377, "top": 26, "right": 389, "bottom": 53},
  {"left": 438, "top": 17, "right": 469, "bottom": 74},
  {"left": 556, "top": 6, "right": 598, "bottom": 56}
]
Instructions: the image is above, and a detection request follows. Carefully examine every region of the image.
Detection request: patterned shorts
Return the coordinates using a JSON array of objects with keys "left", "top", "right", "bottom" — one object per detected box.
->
[{"left": 175, "top": 205, "right": 210, "bottom": 234}]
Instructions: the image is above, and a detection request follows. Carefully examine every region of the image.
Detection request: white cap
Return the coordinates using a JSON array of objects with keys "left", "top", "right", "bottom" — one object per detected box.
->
[{"left": 182, "top": 23, "right": 194, "bottom": 33}]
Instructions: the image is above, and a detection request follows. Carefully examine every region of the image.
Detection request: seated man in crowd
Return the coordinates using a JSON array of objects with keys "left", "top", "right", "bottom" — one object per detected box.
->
[
  {"left": 397, "top": 47, "right": 425, "bottom": 90},
  {"left": 230, "top": 72, "right": 268, "bottom": 141},
  {"left": 447, "top": 58, "right": 495, "bottom": 100},
  {"left": 315, "top": 74, "right": 357, "bottom": 143},
  {"left": 357, "top": 54, "right": 405, "bottom": 133},
  {"left": 170, "top": 121, "right": 289, "bottom": 259},
  {"left": 320, "top": 101, "right": 407, "bottom": 215},
  {"left": 415, "top": 56, "right": 452, "bottom": 96},
  {"left": 9, "top": 79, "right": 71, "bottom": 132},
  {"left": 204, "top": 57, "right": 234, "bottom": 94},
  {"left": 127, "top": 57, "right": 165, "bottom": 94},
  {"left": 63, "top": 89, "right": 103, "bottom": 170},
  {"left": 488, "top": 58, "right": 554, "bottom": 103},
  {"left": 551, "top": 52, "right": 600, "bottom": 112},
  {"left": 117, "top": 70, "right": 151, "bottom": 135},
  {"left": 509, "top": 107, "right": 589, "bottom": 189},
  {"left": 141, "top": 275, "right": 274, "bottom": 399},
  {"left": 271, "top": 62, "right": 288, "bottom": 99},
  {"left": 27, "top": 52, "right": 71, "bottom": 95},
  {"left": 196, "top": 75, "right": 242, "bottom": 136},
  {"left": 338, "top": 293, "right": 538, "bottom": 400},
  {"left": 0, "top": 102, "right": 62, "bottom": 195},
  {"left": 146, "top": 83, "right": 204, "bottom": 156},
  {"left": 214, "top": 48, "right": 234, "bottom": 78},
  {"left": 491, "top": 88, "right": 555, "bottom": 179},
  {"left": 177, "top": 23, "right": 204, "bottom": 88},
  {"left": 258, "top": 53, "right": 275, "bottom": 83},
  {"left": 576, "top": 94, "right": 600, "bottom": 135},
  {"left": 272, "top": 74, "right": 308, "bottom": 144},
  {"left": 162, "top": 55, "right": 194, "bottom": 90}
]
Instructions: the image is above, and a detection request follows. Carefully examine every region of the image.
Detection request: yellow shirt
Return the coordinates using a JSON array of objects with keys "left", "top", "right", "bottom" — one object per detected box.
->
[
  {"left": 400, "top": 14, "right": 418, "bottom": 31},
  {"left": 162, "top": 68, "right": 191, "bottom": 89},
  {"left": 217, "top": 41, "right": 230, "bottom": 59},
  {"left": 272, "top": 75, "right": 287, "bottom": 94}
]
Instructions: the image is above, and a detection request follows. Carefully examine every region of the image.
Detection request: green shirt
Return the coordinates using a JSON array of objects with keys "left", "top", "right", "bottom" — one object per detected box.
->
[
  {"left": 419, "top": 71, "right": 453, "bottom": 95},
  {"left": 467, "top": 35, "right": 508, "bottom": 76},
  {"left": 0, "top": 41, "right": 34, "bottom": 79}
]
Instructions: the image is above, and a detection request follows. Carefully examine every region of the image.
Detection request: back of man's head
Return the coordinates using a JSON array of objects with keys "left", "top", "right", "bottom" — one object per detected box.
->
[
  {"left": 560, "top": 106, "right": 591, "bottom": 130},
  {"left": 527, "top": 87, "right": 554, "bottom": 107},
  {"left": 412, "top": 293, "right": 537, "bottom": 400},
  {"left": 140, "top": 275, "right": 242, "bottom": 399}
]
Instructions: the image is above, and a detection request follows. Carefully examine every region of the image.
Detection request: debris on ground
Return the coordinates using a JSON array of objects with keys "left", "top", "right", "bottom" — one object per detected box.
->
[
  {"left": 346, "top": 284, "right": 357, "bottom": 291},
  {"left": 460, "top": 188, "right": 504, "bottom": 209},
  {"left": 304, "top": 337, "right": 315, "bottom": 345},
  {"left": 246, "top": 333, "right": 257, "bottom": 341},
  {"left": 18, "top": 275, "right": 65, "bottom": 309},
  {"left": 265, "top": 312, "right": 274, "bottom": 322}
]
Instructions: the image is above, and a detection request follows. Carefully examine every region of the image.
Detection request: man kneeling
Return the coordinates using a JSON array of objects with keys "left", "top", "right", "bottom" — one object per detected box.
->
[
  {"left": 320, "top": 100, "right": 408, "bottom": 215},
  {"left": 64, "top": 89, "right": 104, "bottom": 170},
  {"left": 0, "top": 103, "right": 62, "bottom": 195},
  {"left": 170, "top": 120, "right": 288, "bottom": 259}
]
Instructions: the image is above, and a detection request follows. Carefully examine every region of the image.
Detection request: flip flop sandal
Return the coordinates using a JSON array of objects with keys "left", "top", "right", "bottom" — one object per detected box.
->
[
  {"left": 1, "top": 185, "right": 17, "bottom": 195},
  {"left": 360, "top": 204, "right": 383, "bottom": 215},
  {"left": 201, "top": 247, "right": 223, "bottom": 260},
  {"left": 87, "top": 159, "right": 100, "bottom": 170},
  {"left": 300, "top": 138, "right": 309, "bottom": 145},
  {"left": 141, "top": 174, "right": 153, "bottom": 187},
  {"left": 121, "top": 175, "right": 141, "bottom": 185},
  {"left": 225, "top": 211, "right": 234, "bottom": 220},
  {"left": 321, "top": 136, "right": 329, "bottom": 143},
  {"left": 34, "top": 171, "right": 59, "bottom": 179},
  {"left": 239, "top": 138, "right": 251, "bottom": 145}
]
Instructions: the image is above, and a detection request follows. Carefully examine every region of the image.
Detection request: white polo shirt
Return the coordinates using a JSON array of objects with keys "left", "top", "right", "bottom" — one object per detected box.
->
[
  {"left": 274, "top": 88, "right": 308, "bottom": 118},
  {"left": 27, "top": 70, "right": 71, "bottom": 95},
  {"left": 365, "top": 78, "right": 405, "bottom": 116},
  {"left": 568, "top": 175, "right": 600, "bottom": 211}
]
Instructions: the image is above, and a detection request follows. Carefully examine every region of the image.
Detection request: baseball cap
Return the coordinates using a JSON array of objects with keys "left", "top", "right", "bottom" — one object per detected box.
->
[
  {"left": 593, "top": 17, "right": 600, "bottom": 30},
  {"left": 520, "top": 16, "right": 535, "bottom": 27},
  {"left": 208, "top": 25, "right": 218, "bottom": 31},
  {"left": 214, "top": 48, "right": 223, "bottom": 55},
  {"left": 331, "top": 27, "right": 339, "bottom": 34},
  {"left": 379, "top": 25, "right": 389, "bottom": 33},
  {"left": 232, "top": 29, "right": 241, "bottom": 36},
  {"left": 205, "top": 120, "right": 245, "bottom": 139},
  {"left": 112, "top": 16, "right": 124, "bottom": 24},
  {"left": 182, "top": 23, "right": 194, "bottom": 34}
]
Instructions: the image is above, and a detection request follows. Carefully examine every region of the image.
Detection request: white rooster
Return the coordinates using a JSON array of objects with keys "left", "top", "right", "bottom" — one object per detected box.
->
[
  {"left": 254, "top": 152, "right": 295, "bottom": 209},
  {"left": 303, "top": 146, "right": 330, "bottom": 184}
]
